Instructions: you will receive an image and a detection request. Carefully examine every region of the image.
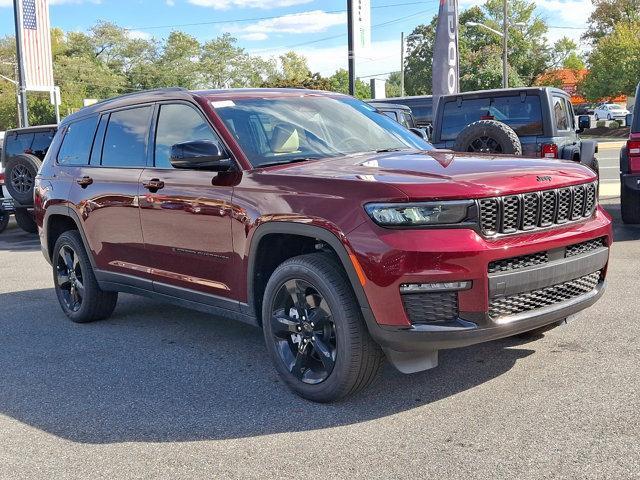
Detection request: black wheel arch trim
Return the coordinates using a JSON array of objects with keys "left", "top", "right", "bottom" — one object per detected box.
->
[
  {"left": 42, "top": 205, "right": 96, "bottom": 268},
  {"left": 245, "top": 221, "right": 372, "bottom": 322}
]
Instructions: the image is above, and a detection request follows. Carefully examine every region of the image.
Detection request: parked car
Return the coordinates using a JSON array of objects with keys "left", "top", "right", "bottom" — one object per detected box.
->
[
  {"left": 35, "top": 88, "right": 611, "bottom": 402},
  {"left": 1, "top": 124, "right": 57, "bottom": 233},
  {"left": 429, "top": 87, "right": 598, "bottom": 174},
  {"left": 366, "top": 102, "right": 431, "bottom": 140},
  {"left": 619, "top": 83, "right": 640, "bottom": 223},
  {"left": 574, "top": 103, "right": 597, "bottom": 116},
  {"left": 371, "top": 95, "right": 433, "bottom": 128},
  {"left": 594, "top": 103, "right": 630, "bottom": 123}
]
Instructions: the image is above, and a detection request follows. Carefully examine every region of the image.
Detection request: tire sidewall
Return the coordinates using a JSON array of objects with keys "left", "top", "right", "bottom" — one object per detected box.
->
[
  {"left": 262, "top": 260, "right": 354, "bottom": 400},
  {"left": 453, "top": 120, "right": 522, "bottom": 155},
  {"left": 14, "top": 208, "right": 37, "bottom": 233},
  {"left": 52, "top": 231, "right": 96, "bottom": 322}
]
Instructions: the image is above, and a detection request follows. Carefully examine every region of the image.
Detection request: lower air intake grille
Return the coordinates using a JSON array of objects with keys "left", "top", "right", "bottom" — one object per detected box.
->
[
  {"left": 565, "top": 237, "right": 607, "bottom": 257},
  {"left": 402, "top": 291, "right": 458, "bottom": 325},
  {"left": 488, "top": 251, "right": 549, "bottom": 273},
  {"left": 489, "top": 271, "right": 601, "bottom": 319}
]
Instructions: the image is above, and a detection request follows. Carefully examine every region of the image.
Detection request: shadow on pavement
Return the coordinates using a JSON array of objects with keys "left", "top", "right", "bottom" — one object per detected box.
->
[
  {"left": 0, "top": 288, "right": 535, "bottom": 444},
  {"left": 0, "top": 221, "right": 40, "bottom": 253},
  {"left": 601, "top": 201, "right": 640, "bottom": 242}
]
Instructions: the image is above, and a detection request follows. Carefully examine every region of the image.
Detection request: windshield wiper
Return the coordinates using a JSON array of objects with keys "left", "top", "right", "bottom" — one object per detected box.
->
[
  {"left": 258, "top": 157, "right": 319, "bottom": 168},
  {"left": 375, "top": 148, "right": 409, "bottom": 153}
]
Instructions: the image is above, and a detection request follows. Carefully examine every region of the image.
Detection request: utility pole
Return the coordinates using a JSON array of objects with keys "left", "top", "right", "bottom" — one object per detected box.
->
[
  {"left": 347, "top": 0, "right": 355, "bottom": 96},
  {"left": 400, "top": 32, "right": 405, "bottom": 97},
  {"left": 502, "top": 0, "right": 508, "bottom": 88},
  {"left": 13, "top": 0, "right": 28, "bottom": 127}
]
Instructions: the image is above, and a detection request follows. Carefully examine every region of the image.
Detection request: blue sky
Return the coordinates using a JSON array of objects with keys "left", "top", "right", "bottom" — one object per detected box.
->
[{"left": 0, "top": 0, "right": 592, "bottom": 78}]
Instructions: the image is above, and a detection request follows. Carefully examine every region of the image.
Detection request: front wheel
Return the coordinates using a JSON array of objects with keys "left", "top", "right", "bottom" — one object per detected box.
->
[
  {"left": 53, "top": 230, "right": 118, "bottom": 323},
  {"left": 262, "top": 253, "right": 384, "bottom": 402}
]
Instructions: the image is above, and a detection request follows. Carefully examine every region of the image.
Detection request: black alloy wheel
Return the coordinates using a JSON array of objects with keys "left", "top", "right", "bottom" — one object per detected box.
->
[
  {"left": 11, "top": 163, "right": 33, "bottom": 195},
  {"left": 270, "top": 278, "right": 337, "bottom": 384},
  {"left": 56, "top": 244, "right": 85, "bottom": 312}
]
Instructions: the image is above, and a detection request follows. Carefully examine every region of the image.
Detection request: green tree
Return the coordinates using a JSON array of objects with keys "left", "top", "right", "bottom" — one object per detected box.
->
[
  {"left": 550, "top": 37, "right": 585, "bottom": 70},
  {"left": 581, "top": 22, "right": 640, "bottom": 99},
  {"left": 328, "top": 69, "right": 371, "bottom": 98},
  {"left": 583, "top": 0, "right": 640, "bottom": 44},
  {"left": 385, "top": 71, "right": 402, "bottom": 98}
]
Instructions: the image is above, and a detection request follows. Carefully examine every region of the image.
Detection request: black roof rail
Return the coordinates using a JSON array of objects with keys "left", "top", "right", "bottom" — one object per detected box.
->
[{"left": 90, "top": 87, "right": 188, "bottom": 107}]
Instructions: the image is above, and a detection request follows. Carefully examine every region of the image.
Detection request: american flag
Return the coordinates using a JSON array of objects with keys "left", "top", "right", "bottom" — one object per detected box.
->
[{"left": 19, "top": 0, "right": 54, "bottom": 89}]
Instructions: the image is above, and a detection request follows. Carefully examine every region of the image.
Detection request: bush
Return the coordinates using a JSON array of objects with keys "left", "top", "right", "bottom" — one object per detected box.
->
[
  {"left": 596, "top": 120, "right": 607, "bottom": 128},
  {"left": 609, "top": 120, "right": 621, "bottom": 129}
]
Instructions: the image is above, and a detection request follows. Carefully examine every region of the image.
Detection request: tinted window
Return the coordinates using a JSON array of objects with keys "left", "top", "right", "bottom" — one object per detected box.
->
[
  {"left": 57, "top": 117, "right": 99, "bottom": 165},
  {"left": 31, "top": 131, "right": 55, "bottom": 155},
  {"left": 553, "top": 96, "right": 570, "bottom": 131},
  {"left": 90, "top": 115, "right": 109, "bottom": 165},
  {"left": 5, "top": 133, "right": 33, "bottom": 158},
  {"left": 381, "top": 111, "right": 398, "bottom": 122},
  {"left": 441, "top": 95, "right": 543, "bottom": 141},
  {"left": 101, "top": 107, "right": 152, "bottom": 167},
  {"left": 154, "top": 104, "right": 219, "bottom": 168}
]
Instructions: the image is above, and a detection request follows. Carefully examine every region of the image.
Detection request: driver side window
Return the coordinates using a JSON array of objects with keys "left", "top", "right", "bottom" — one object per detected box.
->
[{"left": 154, "top": 104, "right": 219, "bottom": 168}]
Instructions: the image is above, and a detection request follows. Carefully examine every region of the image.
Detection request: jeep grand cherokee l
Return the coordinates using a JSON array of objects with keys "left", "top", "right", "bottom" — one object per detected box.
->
[{"left": 35, "top": 88, "right": 612, "bottom": 402}]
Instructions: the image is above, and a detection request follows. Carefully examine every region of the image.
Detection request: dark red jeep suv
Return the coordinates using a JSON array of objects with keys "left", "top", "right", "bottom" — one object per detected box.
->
[{"left": 35, "top": 88, "right": 612, "bottom": 402}]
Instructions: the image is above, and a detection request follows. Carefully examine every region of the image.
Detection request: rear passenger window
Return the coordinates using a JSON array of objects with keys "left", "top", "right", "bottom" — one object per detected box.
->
[
  {"left": 553, "top": 96, "right": 570, "bottom": 131},
  {"left": 57, "top": 117, "right": 99, "bottom": 165},
  {"left": 101, "top": 106, "right": 152, "bottom": 167}
]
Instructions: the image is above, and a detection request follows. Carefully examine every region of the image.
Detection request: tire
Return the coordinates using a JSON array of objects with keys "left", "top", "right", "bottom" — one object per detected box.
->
[
  {"left": 607, "top": 114, "right": 611, "bottom": 120},
  {"left": 4, "top": 154, "right": 41, "bottom": 205},
  {"left": 0, "top": 209, "right": 9, "bottom": 233},
  {"left": 621, "top": 181, "right": 640, "bottom": 224},
  {"left": 453, "top": 120, "right": 522, "bottom": 155},
  {"left": 262, "top": 253, "right": 384, "bottom": 402},
  {"left": 52, "top": 230, "right": 118, "bottom": 323},
  {"left": 14, "top": 208, "right": 37, "bottom": 233},
  {"left": 594, "top": 114, "right": 599, "bottom": 121}
]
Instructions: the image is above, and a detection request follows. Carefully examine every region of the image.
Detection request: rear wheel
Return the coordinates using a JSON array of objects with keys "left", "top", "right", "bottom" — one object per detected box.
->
[
  {"left": 53, "top": 230, "right": 118, "bottom": 323},
  {"left": 14, "top": 208, "right": 37, "bottom": 233},
  {"left": 621, "top": 182, "right": 640, "bottom": 224},
  {"left": 453, "top": 120, "right": 522, "bottom": 155},
  {"left": 262, "top": 253, "right": 384, "bottom": 402}
]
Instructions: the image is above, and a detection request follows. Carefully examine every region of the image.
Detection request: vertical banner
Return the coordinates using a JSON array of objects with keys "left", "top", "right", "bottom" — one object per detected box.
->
[
  {"left": 352, "top": 0, "right": 371, "bottom": 52},
  {"left": 432, "top": 0, "right": 459, "bottom": 120},
  {"left": 18, "top": 0, "right": 54, "bottom": 90}
]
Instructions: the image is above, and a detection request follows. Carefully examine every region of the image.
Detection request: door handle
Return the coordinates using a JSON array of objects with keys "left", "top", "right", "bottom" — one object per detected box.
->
[
  {"left": 76, "top": 176, "right": 93, "bottom": 188},
  {"left": 143, "top": 178, "right": 165, "bottom": 192}
]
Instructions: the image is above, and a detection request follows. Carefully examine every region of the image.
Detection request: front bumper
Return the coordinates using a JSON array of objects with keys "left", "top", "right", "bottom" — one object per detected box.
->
[{"left": 347, "top": 207, "right": 612, "bottom": 355}]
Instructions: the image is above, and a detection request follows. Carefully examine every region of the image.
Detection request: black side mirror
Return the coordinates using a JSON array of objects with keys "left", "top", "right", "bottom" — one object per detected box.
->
[
  {"left": 170, "top": 140, "right": 232, "bottom": 171},
  {"left": 577, "top": 115, "right": 591, "bottom": 133},
  {"left": 410, "top": 127, "right": 428, "bottom": 140}
]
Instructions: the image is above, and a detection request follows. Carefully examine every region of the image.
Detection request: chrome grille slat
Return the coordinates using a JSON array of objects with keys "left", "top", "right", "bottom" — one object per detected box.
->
[{"left": 478, "top": 182, "right": 597, "bottom": 236}]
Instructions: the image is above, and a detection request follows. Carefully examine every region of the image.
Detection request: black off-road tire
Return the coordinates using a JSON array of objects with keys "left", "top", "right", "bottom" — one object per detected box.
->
[
  {"left": 14, "top": 208, "right": 37, "bottom": 233},
  {"left": 621, "top": 182, "right": 640, "bottom": 224},
  {"left": 4, "top": 154, "right": 41, "bottom": 205},
  {"left": 53, "top": 230, "right": 118, "bottom": 323},
  {"left": 262, "top": 253, "right": 384, "bottom": 402},
  {"left": 453, "top": 120, "right": 522, "bottom": 155},
  {"left": 0, "top": 209, "right": 9, "bottom": 233}
]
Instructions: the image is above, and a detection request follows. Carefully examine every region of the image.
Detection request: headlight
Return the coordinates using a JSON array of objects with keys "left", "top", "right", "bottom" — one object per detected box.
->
[{"left": 365, "top": 200, "right": 475, "bottom": 227}]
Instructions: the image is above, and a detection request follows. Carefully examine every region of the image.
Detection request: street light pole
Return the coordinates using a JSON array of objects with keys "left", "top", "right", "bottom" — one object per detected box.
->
[
  {"left": 347, "top": 0, "right": 355, "bottom": 96},
  {"left": 502, "top": 0, "right": 508, "bottom": 88},
  {"left": 400, "top": 32, "right": 405, "bottom": 96}
]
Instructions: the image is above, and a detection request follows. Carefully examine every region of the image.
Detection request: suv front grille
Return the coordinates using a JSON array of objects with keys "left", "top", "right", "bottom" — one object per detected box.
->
[
  {"left": 488, "top": 251, "right": 549, "bottom": 273},
  {"left": 489, "top": 271, "right": 601, "bottom": 319},
  {"left": 401, "top": 291, "right": 458, "bottom": 325},
  {"left": 565, "top": 237, "right": 607, "bottom": 257},
  {"left": 479, "top": 182, "right": 597, "bottom": 236}
]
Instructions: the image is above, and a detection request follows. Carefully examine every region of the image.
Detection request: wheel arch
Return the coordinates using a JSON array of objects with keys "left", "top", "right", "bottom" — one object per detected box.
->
[
  {"left": 43, "top": 205, "right": 96, "bottom": 268},
  {"left": 246, "top": 221, "right": 371, "bottom": 325}
]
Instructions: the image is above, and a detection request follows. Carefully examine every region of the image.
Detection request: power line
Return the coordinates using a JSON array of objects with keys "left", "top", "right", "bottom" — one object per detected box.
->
[{"left": 125, "top": 1, "right": 430, "bottom": 31}]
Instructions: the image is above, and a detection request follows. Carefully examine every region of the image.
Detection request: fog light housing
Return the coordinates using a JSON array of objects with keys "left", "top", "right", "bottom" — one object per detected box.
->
[{"left": 399, "top": 281, "right": 472, "bottom": 293}]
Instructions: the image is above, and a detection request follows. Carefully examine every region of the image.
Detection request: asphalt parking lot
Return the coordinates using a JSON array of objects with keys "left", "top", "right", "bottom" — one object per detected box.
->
[{"left": 0, "top": 199, "right": 638, "bottom": 479}]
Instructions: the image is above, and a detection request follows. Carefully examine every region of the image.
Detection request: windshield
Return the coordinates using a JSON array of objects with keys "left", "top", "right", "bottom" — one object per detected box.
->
[
  {"left": 211, "top": 95, "right": 432, "bottom": 167},
  {"left": 608, "top": 105, "right": 623, "bottom": 110}
]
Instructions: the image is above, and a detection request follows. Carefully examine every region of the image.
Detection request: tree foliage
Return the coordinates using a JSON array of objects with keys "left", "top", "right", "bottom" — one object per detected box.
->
[
  {"left": 581, "top": 21, "right": 640, "bottom": 100},
  {"left": 582, "top": 0, "right": 640, "bottom": 44}
]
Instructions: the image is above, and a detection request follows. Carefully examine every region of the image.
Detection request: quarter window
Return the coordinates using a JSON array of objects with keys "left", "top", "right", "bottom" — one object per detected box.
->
[
  {"left": 553, "top": 96, "right": 570, "bottom": 131},
  {"left": 101, "top": 106, "right": 153, "bottom": 167},
  {"left": 154, "top": 104, "right": 219, "bottom": 168},
  {"left": 57, "top": 116, "right": 99, "bottom": 166}
]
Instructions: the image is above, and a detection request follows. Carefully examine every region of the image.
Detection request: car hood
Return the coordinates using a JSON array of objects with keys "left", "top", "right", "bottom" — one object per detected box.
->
[{"left": 264, "top": 149, "right": 597, "bottom": 200}]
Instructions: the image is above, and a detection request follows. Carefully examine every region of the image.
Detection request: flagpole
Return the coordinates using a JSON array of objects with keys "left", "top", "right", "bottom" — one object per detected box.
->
[
  {"left": 13, "top": 0, "right": 29, "bottom": 127},
  {"left": 347, "top": 0, "right": 355, "bottom": 96}
]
